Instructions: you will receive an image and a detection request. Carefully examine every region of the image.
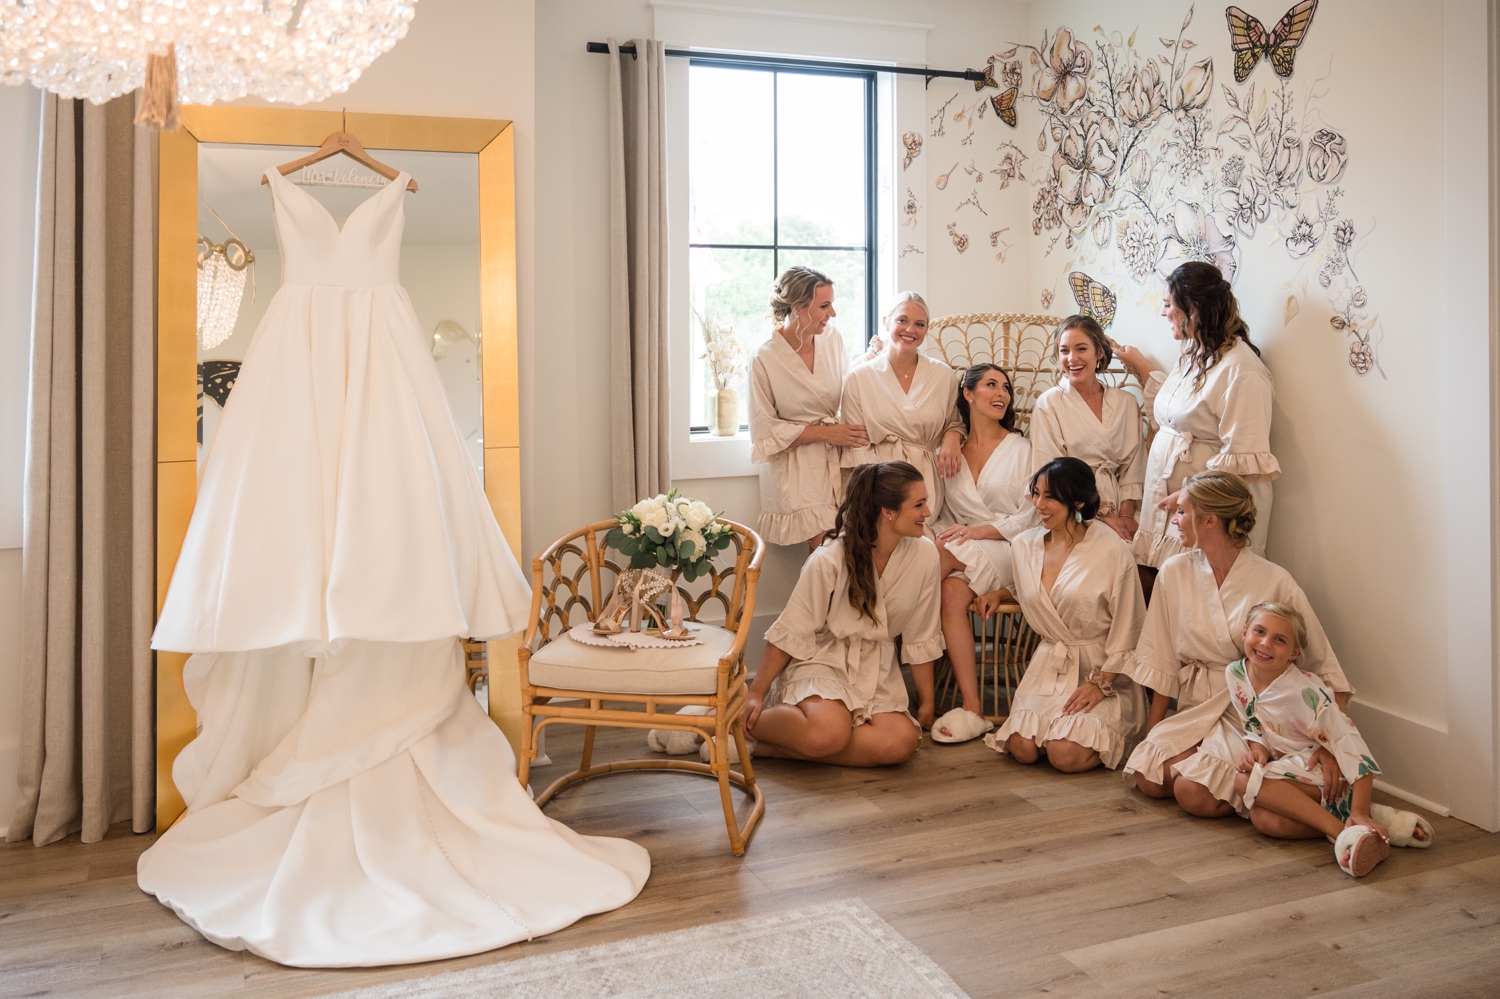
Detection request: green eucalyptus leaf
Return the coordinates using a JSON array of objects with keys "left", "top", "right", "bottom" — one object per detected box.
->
[{"left": 644, "top": 525, "right": 663, "bottom": 544}]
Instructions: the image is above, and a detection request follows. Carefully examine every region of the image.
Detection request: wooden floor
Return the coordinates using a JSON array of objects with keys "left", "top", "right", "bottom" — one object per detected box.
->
[{"left": 4, "top": 722, "right": 1500, "bottom": 999}]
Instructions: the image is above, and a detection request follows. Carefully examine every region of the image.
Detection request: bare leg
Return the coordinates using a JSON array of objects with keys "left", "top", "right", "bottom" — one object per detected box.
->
[
  {"left": 1006, "top": 732, "right": 1043, "bottom": 764},
  {"left": 938, "top": 563, "right": 984, "bottom": 730},
  {"left": 1044, "top": 739, "right": 1102, "bottom": 774},
  {"left": 1236, "top": 774, "right": 1340, "bottom": 840},
  {"left": 1174, "top": 776, "right": 1236, "bottom": 817},
  {"left": 909, "top": 661, "right": 936, "bottom": 731},
  {"left": 1135, "top": 746, "right": 1198, "bottom": 799},
  {"left": 749, "top": 696, "right": 854, "bottom": 760},
  {"left": 754, "top": 702, "right": 918, "bottom": 767}
]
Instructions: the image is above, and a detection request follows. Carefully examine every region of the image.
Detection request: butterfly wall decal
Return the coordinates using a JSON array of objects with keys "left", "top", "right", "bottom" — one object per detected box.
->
[
  {"left": 990, "top": 87, "right": 1019, "bottom": 128},
  {"left": 972, "top": 57, "right": 999, "bottom": 92},
  {"left": 1068, "top": 271, "right": 1118, "bottom": 329},
  {"left": 1225, "top": 0, "right": 1318, "bottom": 82},
  {"left": 902, "top": 131, "right": 923, "bottom": 170},
  {"left": 197, "top": 359, "right": 243, "bottom": 444}
]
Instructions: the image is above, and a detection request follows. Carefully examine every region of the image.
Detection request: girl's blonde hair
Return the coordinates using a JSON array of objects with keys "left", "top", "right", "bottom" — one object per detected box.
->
[
  {"left": 1245, "top": 601, "right": 1307, "bottom": 653},
  {"left": 883, "top": 290, "right": 929, "bottom": 321},
  {"left": 1182, "top": 470, "right": 1257, "bottom": 548},
  {"left": 768, "top": 266, "right": 832, "bottom": 325}
]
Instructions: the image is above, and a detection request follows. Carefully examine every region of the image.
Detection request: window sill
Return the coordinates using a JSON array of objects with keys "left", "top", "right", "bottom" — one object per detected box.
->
[{"left": 673, "top": 429, "right": 756, "bottom": 481}]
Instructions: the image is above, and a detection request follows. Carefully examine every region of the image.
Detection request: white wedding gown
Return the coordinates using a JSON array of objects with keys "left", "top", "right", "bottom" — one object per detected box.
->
[{"left": 138, "top": 169, "right": 650, "bottom": 968}]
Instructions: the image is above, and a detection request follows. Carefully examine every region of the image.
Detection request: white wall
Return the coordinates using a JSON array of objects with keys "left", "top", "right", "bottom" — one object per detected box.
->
[{"left": 0, "top": 85, "right": 41, "bottom": 835}]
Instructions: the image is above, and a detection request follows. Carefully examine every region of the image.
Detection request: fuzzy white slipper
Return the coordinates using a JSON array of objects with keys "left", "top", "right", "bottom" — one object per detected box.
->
[
  {"left": 700, "top": 733, "right": 753, "bottom": 764},
  {"left": 1371, "top": 803, "right": 1435, "bottom": 848},
  {"left": 930, "top": 707, "right": 995, "bottom": 744},
  {"left": 646, "top": 704, "right": 712, "bottom": 755},
  {"left": 1334, "top": 824, "right": 1391, "bottom": 877}
]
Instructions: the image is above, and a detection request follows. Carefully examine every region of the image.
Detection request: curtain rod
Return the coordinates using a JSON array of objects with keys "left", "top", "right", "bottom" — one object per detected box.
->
[{"left": 585, "top": 42, "right": 983, "bottom": 87}]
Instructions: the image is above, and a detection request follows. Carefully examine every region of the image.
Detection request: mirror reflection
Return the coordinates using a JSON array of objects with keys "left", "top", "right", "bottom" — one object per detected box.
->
[{"left": 195, "top": 143, "right": 483, "bottom": 475}]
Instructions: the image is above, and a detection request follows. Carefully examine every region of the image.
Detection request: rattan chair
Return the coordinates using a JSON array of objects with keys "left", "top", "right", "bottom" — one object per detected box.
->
[
  {"left": 516, "top": 519, "right": 766, "bottom": 856},
  {"left": 921, "top": 312, "right": 1152, "bottom": 721}
]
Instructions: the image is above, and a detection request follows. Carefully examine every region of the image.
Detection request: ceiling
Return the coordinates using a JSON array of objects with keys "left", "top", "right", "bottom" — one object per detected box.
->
[{"left": 196, "top": 144, "right": 480, "bottom": 251}]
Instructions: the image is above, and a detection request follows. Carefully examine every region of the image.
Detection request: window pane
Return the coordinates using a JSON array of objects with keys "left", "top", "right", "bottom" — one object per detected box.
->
[
  {"left": 777, "top": 248, "right": 867, "bottom": 364},
  {"left": 690, "top": 247, "right": 775, "bottom": 430},
  {"left": 777, "top": 73, "right": 866, "bottom": 248},
  {"left": 690, "top": 67, "right": 774, "bottom": 245}
]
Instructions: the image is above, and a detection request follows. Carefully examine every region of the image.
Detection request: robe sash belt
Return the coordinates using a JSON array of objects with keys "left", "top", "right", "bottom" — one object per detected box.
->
[
  {"left": 1157, "top": 425, "right": 1195, "bottom": 488},
  {"left": 1033, "top": 637, "right": 1103, "bottom": 696},
  {"left": 1176, "top": 659, "right": 1222, "bottom": 707},
  {"left": 840, "top": 635, "right": 895, "bottom": 706},
  {"left": 1094, "top": 459, "right": 1123, "bottom": 517}
]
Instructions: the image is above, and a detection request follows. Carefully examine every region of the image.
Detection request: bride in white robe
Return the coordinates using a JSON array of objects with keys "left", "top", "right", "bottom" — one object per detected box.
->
[
  {"left": 749, "top": 268, "right": 867, "bottom": 548},
  {"left": 138, "top": 167, "right": 648, "bottom": 968},
  {"left": 985, "top": 457, "right": 1147, "bottom": 772},
  {"left": 1030, "top": 316, "right": 1146, "bottom": 544},
  {"left": 1118, "top": 472, "right": 1350, "bottom": 816},
  {"left": 839, "top": 293, "right": 964, "bottom": 525},
  {"left": 926, "top": 364, "right": 1038, "bottom": 742}
]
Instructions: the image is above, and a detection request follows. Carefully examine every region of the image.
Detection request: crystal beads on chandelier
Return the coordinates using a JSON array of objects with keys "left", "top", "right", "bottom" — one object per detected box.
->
[
  {"left": 197, "top": 235, "right": 254, "bottom": 351},
  {"left": 0, "top": 1, "right": 418, "bottom": 111}
]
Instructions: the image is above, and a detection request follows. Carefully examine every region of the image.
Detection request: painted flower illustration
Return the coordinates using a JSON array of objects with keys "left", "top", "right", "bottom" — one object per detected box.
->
[
  {"left": 1158, "top": 201, "right": 1238, "bottom": 282},
  {"left": 1001, "top": 59, "right": 1023, "bottom": 89},
  {"left": 1334, "top": 219, "right": 1355, "bottom": 249},
  {"left": 1128, "top": 148, "right": 1151, "bottom": 191},
  {"left": 1115, "top": 60, "right": 1166, "bottom": 128},
  {"left": 1036, "top": 27, "right": 1092, "bottom": 113},
  {"left": 1032, "top": 173, "right": 1064, "bottom": 234},
  {"left": 1272, "top": 134, "right": 1304, "bottom": 186},
  {"left": 1220, "top": 153, "right": 1246, "bottom": 189},
  {"left": 1118, "top": 216, "right": 1161, "bottom": 281},
  {"left": 1306, "top": 128, "right": 1349, "bottom": 184},
  {"left": 1220, "top": 178, "right": 1269, "bottom": 236},
  {"left": 1285, "top": 207, "right": 1325, "bottom": 257},
  {"left": 1349, "top": 340, "right": 1374, "bottom": 374},
  {"left": 1173, "top": 57, "right": 1214, "bottom": 112},
  {"left": 1053, "top": 111, "right": 1119, "bottom": 231}
]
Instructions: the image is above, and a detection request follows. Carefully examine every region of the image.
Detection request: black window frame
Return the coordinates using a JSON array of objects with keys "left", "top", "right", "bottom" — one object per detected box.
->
[{"left": 687, "top": 55, "right": 878, "bottom": 434}]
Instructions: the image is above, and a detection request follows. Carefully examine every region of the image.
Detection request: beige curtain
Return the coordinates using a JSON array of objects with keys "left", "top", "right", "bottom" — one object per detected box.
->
[
  {"left": 607, "top": 38, "right": 671, "bottom": 512},
  {"left": 8, "top": 93, "right": 157, "bottom": 847}
]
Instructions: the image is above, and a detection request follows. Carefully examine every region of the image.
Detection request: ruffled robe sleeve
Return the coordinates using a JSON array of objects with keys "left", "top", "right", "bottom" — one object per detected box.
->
[
  {"left": 1205, "top": 361, "right": 1281, "bottom": 482},
  {"left": 1028, "top": 398, "right": 1066, "bottom": 472},
  {"left": 837, "top": 368, "right": 876, "bottom": 469},
  {"left": 898, "top": 542, "right": 945, "bottom": 664},
  {"left": 748, "top": 352, "right": 810, "bottom": 465},
  {"left": 1102, "top": 546, "right": 1147, "bottom": 675},
  {"left": 1122, "top": 578, "right": 1182, "bottom": 695},
  {"left": 1116, "top": 395, "right": 1147, "bottom": 504},
  {"left": 762, "top": 550, "right": 839, "bottom": 663},
  {"left": 1302, "top": 680, "right": 1381, "bottom": 784}
]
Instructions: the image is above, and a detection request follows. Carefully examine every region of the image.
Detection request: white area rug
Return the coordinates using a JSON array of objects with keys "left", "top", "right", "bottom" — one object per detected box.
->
[{"left": 321, "top": 899, "right": 970, "bottom": 998}]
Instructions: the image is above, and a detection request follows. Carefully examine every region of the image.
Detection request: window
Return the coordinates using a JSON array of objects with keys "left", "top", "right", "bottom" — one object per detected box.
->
[{"left": 687, "top": 60, "right": 876, "bottom": 435}]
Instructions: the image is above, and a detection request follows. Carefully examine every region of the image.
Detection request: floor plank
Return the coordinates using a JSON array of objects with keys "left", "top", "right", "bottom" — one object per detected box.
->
[{"left": 1, "top": 721, "right": 1496, "bottom": 999}]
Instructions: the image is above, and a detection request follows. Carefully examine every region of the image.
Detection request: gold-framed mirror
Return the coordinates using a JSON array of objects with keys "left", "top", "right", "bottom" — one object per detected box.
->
[{"left": 156, "top": 107, "right": 523, "bottom": 832}]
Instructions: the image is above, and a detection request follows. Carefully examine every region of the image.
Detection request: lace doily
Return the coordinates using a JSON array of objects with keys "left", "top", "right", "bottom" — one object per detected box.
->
[{"left": 567, "top": 622, "right": 706, "bottom": 650}]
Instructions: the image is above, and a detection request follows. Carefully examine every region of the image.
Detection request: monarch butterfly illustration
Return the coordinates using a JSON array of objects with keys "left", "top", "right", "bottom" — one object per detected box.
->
[
  {"left": 1225, "top": 0, "right": 1318, "bottom": 82},
  {"left": 197, "top": 359, "right": 243, "bottom": 444},
  {"left": 972, "top": 57, "right": 999, "bottom": 92},
  {"left": 1068, "top": 271, "right": 1117, "bottom": 329},
  {"left": 990, "top": 86, "right": 1019, "bottom": 128}
]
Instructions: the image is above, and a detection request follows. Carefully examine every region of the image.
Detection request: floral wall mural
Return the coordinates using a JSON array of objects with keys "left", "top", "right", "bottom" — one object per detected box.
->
[{"left": 923, "top": 0, "right": 1383, "bottom": 375}]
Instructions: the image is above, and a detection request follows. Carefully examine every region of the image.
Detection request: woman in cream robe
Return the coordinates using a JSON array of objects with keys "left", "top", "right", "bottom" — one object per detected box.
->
[
  {"left": 749, "top": 324, "right": 853, "bottom": 546},
  {"left": 1120, "top": 546, "right": 1349, "bottom": 804},
  {"left": 1118, "top": 263, "right": 1279, "bottom": 568},
  {"left": 744, "top": 461, "right": 944, "bottom": 767},
  {"left": 1030, "top": 318, "right": 1146, "bottom": 543},
  {"left": 840, "top": 294, "right": 964, "bottom": 523},
  {"left": 985, "top": 459, "right": 1148, "bottom": 772}
]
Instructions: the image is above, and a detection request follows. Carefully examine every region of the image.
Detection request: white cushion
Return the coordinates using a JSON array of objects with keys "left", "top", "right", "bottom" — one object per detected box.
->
[{"left": 527, "top": 625, "right": 738, "bottom": 695}]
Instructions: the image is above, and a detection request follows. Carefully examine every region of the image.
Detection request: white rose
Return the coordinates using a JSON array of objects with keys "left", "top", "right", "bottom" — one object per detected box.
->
[
  {"left": 683, "top": 501, "right": 712, "bottom": 531},
  {"left": 620, "top": 521, "right": 636, "bottom": 536},
  {"left": 679, "top": 528, "right": 706, "bottom": 559}
]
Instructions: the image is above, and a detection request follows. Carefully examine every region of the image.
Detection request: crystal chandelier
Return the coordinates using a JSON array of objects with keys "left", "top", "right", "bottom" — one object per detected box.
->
[
  {"left": 0, "top": 1, "right": 418, "bottom": 128},
  {"left": 197, "top": 233, "right": 254, "bottom": 350}
]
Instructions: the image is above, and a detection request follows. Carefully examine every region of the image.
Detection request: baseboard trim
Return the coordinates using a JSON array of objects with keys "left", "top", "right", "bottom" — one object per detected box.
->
[
  {"left": 1345, "top": 699, "right": 1449, "bottom": 815},
  {"left": 1372, "top": 780, "right": 1451, "bottom": 817}
]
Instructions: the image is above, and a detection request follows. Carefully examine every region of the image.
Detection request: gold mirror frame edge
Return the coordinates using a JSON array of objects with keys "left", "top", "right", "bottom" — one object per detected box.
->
[{"left": 156, "top": 106, "right": 523, "bottom": 832}]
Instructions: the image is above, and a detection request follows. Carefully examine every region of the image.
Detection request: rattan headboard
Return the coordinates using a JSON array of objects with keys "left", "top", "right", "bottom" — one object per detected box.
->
[{"left": 920, "top": 312, "right": 1150, "bottom": 443}]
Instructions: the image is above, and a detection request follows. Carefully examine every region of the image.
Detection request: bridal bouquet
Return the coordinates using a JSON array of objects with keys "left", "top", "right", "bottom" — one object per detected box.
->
[{"left": 606, "top": 489, "right": 733, "bottom": 582}]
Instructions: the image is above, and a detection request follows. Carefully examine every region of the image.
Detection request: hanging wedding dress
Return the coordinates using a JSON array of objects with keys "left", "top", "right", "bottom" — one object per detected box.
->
[{"left": 138, "top": 169, "right": 650, "bottom": 968}]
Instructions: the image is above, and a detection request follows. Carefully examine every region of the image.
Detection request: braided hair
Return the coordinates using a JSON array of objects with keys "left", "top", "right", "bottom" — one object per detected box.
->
[{"left": 826, "top": 461, "right": 925, "bottom": 622}]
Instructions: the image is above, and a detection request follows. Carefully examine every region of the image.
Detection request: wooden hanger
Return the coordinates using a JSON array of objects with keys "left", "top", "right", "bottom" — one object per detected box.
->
[{"left": 263, "top": 110, "right": 418, "bottom": 191}]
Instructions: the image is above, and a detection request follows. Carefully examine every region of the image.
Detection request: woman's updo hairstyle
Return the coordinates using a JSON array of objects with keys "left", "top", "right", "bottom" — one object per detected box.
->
[
  {"left": 827, "top": 461, "right": 925, "bottom": 622},
  {"left": 1029, "top": 456, "right": 1100, "bottom": 523},
  {"left": 768, "top": 265, "right": 833, "bottom": 326},
  {"left": 1182, "top": 470, "right": 1257, "bottom": 549},
  {"left": 956, "top": 363, "right": 1017, "bottom": 434},
  {"left": 1056, "top": 314, "right": 1112, "bottom": 371},
  {"left": 883, "top": 290, "right": 929, "bottom": 321},
  {"left": 1165, "top": 261, "right": 1260, "bottom": 389},
  {"left": 1246, "top": 600, "right": 1308, "bottom": 654}
]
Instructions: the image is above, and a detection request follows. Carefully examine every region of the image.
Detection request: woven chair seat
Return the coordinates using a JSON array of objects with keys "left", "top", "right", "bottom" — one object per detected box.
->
[{"left": 528, "top": 626, "right": 738, "bottom": 695}]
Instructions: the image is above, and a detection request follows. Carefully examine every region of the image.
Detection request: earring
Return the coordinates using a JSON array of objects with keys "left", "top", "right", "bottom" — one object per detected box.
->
[{"left": 1075, "top": 511, "right": 1083, "bottom": 523}]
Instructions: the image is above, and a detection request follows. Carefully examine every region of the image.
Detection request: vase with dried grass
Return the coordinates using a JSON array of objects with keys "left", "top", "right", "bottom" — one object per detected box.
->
[{"left": 696, "top": 309, "right": 747, "bottom": 436}]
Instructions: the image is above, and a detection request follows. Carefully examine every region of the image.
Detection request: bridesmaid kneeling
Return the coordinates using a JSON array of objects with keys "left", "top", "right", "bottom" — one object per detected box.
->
[
  {"left": 743, "top": 461, "right": 943, "bottom": 766},
  {"left": 982, "top": 457, "right": 1147, "bottom": 772}
]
